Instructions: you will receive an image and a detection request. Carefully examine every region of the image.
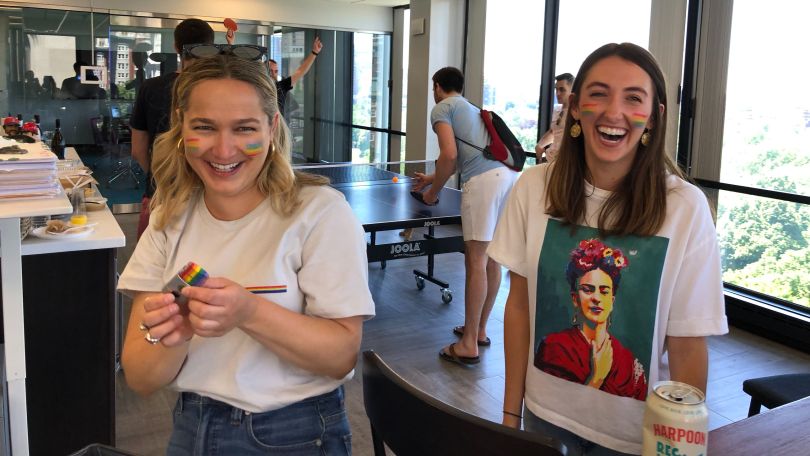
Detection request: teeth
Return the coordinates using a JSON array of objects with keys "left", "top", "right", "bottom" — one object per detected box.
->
[
  {"left": 209, "top": 162, "right": 239, "bottom": 171},
  {"left": 597, "top": 126, "right": 627, "bottom": 136}
]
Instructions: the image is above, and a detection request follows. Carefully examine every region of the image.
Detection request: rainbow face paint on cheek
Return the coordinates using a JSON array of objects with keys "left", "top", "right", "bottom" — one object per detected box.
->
[
  {"left": 243, "top": 142, "right": 264, "bottom": 156},
  {"left": 184, "top": 137, "right": 201, "bottom": 153},
  {"left": 631, "top": 112, "right": 648, "bottom": 129},
  {"left": 581, "top": 103, "right": 598, "bottom": 116}
]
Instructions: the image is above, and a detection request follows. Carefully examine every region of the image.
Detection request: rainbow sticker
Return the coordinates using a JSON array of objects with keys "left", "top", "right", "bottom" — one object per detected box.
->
[
  {"left": 631, "top": 112, "right": 648, "bottom": 128},
  {"left": 246, "top": 285, "right": 287, "bottom": 294},
  {"left": 185, "top": 137, "right": 201, "bottom": 153},
  {"left": 178, "top": 262, "right": 209, "bottom": 286},
  {"left": 244, "top": 143, "right": 264, "bottom": 156},
  {"left": 581, "top": 103, "right": 598, "bottom": 116}
]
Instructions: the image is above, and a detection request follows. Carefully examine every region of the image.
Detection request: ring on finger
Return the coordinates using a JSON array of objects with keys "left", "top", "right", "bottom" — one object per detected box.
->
[
  {"left": 139, "top": 321, "right": 150, "bottom": 332},
  {"left": 144, "top": 331, "right": 161, "bottom": 345}
]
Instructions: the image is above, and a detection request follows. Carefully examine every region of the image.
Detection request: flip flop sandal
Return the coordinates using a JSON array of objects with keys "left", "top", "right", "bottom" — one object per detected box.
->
[
  {"left": 452, "top": 325, "right": 492, "bottom": 346},
  {"left": 439, "top": 343, "right": 480, "bottom": 366}
]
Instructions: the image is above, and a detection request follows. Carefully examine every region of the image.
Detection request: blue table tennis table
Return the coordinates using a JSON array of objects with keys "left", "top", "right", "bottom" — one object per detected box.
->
[{"left": 300, "top": 164, "right": 464, "bottom": 303}]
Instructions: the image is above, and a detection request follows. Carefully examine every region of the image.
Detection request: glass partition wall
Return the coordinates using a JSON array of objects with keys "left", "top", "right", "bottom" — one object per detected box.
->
[{"left": 0, "top": 4, "right": 393, "bottom": 208}]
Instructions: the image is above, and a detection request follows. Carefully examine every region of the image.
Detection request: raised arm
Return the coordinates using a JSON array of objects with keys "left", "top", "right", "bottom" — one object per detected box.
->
[{"left": 289, "top": 37, "right": 323, "bottom": 86}]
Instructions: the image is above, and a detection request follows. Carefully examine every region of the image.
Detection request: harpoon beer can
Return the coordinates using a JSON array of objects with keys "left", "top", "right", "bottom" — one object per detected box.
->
[{"left": 642, "top": 381, "right": 708, "bottom": 456}]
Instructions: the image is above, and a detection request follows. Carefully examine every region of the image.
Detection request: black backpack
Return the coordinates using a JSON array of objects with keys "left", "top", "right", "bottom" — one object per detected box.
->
[{"left": 456, "top": 107, "right": 527, "bottom": 172}]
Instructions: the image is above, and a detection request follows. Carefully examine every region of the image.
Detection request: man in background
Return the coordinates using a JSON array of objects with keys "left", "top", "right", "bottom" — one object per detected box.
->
[
  {"left": 130, "top": 18, "right": 214, "bottom": 238},
  {"left": 534, "top": 72, "right": 574, "bottom": 162},
  {"left": 412, "top": 67, "right": 518, "bottom": 366},
  {"left": 268, "top": 36, "right": 323, "bottom": 116}
]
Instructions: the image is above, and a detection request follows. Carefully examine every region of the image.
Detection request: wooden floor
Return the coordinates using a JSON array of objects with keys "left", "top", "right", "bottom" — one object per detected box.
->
[{"left": 112, "top": 214, "right": 810, "bottom": 456}]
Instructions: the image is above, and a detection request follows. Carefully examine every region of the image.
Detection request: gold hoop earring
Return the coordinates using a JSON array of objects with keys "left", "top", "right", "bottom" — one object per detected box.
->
[
  {"left": 176, "top": 137, "right": 184, "bottom": 151},
  {"left": 640, "top": 129, "right": 651, "bottom": 147},
  {"left": 570, "top": 121, "right": 581, "bottom": 138}
]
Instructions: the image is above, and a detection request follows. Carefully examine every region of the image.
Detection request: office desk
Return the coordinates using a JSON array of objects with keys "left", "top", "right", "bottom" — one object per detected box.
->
[
  {"left": 708, "top": 396, "right": 810, "bottom": 455},
  {"left": 1, "top": 148, "right": 125, "bottom": 455}
]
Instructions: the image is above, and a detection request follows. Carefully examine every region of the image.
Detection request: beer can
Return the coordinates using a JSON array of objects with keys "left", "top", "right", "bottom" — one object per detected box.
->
[{"left": 642, "top": 381, "right": 708, "bottom": 456}]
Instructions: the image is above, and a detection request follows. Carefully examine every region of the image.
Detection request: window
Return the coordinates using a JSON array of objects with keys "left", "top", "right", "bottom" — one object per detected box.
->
[
  {"left": 352, "top": 32, "right": 391, "bottom": 163},
  {"left": 482, "top": 1, "right": 545, "bottom": 153},
  {"left": 718, "top": 1, "right": 810, "bottom": 308},
  {"left": 555, "top": 0, "right": 651, "bottom": 86}
]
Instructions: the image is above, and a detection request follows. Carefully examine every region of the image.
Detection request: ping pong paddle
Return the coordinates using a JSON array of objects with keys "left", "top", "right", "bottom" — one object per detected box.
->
[
  {"left": 224, "top": 18, "right": 238, "bottom": 32},
  {"left": 410, "top": 190, "right": 439, "bottom": 206}
]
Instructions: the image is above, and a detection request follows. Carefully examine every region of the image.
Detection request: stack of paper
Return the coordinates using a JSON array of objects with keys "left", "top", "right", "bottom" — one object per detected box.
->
[{"left": 0, "top": 138, "right": 59, "bottom": 200}]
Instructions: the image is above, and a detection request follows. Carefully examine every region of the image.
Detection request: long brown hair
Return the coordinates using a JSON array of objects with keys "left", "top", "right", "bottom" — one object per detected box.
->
[
  {"left": 149, "top": 54, "right": 326, "bottom": 230},
  {"left": 546, "top": 42, "right": 685, "bottom": 237}
]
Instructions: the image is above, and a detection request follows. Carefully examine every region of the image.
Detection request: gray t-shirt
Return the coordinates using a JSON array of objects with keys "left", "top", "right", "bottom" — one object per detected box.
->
[{"left": 431, "top": 95, "right": 503, "bottom": 183}]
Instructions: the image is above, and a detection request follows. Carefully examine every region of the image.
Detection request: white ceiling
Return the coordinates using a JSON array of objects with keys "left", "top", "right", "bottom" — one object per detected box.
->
[{"left": 324, "top": 0, "right": 408, "bottom": 7}]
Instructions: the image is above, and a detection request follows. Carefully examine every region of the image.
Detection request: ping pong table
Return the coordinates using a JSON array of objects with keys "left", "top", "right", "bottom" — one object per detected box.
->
[{"left": 299, "top": 163, "right": 464, "bottom": 303}]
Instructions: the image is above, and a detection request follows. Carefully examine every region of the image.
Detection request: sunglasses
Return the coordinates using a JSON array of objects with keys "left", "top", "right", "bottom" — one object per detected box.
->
[{"left": 182, "top": 44, "right": 268, "bottom": 62}]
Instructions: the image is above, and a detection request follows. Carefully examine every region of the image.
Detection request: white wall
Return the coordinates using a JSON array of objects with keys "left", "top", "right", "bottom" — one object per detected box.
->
[{"left": 5, "top": 0, "right": 394, "bottom": 32}]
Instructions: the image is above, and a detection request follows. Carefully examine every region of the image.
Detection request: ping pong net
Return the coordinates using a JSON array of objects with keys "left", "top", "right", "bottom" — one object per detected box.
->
[{"left": 294, "top": 162, "right": 408, "bottom": 186}]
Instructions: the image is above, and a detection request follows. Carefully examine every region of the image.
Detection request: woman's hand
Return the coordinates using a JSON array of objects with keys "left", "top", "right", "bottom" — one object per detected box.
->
[
  {"left": 411, "top": 172, "right": 434, "bottom": 192},
  {"left": 587, "top": 337, "right": 613, "bottom": 389},
  {"left": 141, "top": 292, "right": 193, "bottom": 347},
  {"left": 181, "top": 277, "right": 259, "bottom": 338}
]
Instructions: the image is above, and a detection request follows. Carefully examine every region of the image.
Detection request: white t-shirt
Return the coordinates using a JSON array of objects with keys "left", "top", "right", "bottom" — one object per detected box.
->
[
  {"left": 118, "top": 185, "right": 375, "bottom": 413},
  {"left": 488, "top": 164, "right": 728, "bottom": 454},
  {"left": 546, "top": 105, "right": 566, "bottom": 161}
]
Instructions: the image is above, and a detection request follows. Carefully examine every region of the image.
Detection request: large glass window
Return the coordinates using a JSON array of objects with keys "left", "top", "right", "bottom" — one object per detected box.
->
[
  {"left": 719, "top": 1, "right": 810, "bottom": 308},
  {"left": 556, "top": 0, "right": 651, "bottom": 84},
  {"left": 482, "top": 1, "right": 544, "bottom": 153},
  {"left": 352, "top": 32, "right": 391, "bottom": 163}
]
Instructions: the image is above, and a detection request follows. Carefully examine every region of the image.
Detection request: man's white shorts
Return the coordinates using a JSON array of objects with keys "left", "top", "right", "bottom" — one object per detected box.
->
[{"left": 460, "top": 166, "right": 518, "bottom": 241}]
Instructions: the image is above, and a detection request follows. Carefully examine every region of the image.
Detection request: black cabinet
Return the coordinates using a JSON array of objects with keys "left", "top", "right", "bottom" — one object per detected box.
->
[{"left": 1, "top": 247, "right": 116, "bottom": 455}]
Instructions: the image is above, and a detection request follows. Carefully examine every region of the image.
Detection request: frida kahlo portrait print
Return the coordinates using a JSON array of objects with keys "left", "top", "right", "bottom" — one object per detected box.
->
[{"left": 533, "top": 220, "right": 668, "bottom": 401}]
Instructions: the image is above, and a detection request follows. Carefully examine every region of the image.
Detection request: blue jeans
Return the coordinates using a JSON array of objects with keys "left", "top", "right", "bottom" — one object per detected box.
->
[
  {"left": 524, "top": 407, "right": 635, "bottom": 456},
  {"left": 167, "top": 387, "right": 352, "bottom": 456}
]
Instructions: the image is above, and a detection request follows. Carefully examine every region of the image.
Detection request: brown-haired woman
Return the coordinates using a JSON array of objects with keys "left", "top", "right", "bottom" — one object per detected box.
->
[{"left": 489, "top": 43, "right": 728, "bottom": 455}]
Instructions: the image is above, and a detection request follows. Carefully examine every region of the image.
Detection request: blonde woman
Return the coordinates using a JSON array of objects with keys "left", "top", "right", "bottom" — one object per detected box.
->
[{"left": 119, "top": 53, "right": 373, "bottom": 455}]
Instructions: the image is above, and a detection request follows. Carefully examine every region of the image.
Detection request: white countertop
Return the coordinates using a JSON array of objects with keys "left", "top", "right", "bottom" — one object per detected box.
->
[
  {"left": 18, "top": 147, "right": 126, "bottom": 255},
  {"left": 21, "top": 202, "right": 125, "bottom": 255},
  {"left": 0, "top": 189, "right": 72, "bottom": 219}
]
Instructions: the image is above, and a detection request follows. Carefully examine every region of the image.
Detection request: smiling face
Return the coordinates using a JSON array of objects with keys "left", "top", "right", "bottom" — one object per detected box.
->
[
  {"left": 572, "top": 268, "right": 615, "bottom": 326},
  {"left": 570, "top": 56, "right": 658, "bottom": 180},
  {"left": 182, "top": 78, "right": 275, "bottom": 218}
]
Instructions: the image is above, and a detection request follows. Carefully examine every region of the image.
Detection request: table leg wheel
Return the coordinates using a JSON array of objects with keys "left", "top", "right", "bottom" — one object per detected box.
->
[
  {"left": 441, "top": 288, "right": 453, "bottom": 304},
  {"left": 415, "top": 275, "right": 426, "bottom": 290}
]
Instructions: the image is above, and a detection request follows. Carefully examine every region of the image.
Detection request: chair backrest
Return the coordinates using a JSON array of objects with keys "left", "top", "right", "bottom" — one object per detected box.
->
[{"left": 362, "top": 350, "right": 568, "bottom": 456}]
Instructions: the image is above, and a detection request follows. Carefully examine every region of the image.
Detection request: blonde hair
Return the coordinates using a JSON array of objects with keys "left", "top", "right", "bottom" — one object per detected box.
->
[
  {"left": 546, "top": 43, "right": 686, "bottom": 237},
  {"left": 149, "top": 54, "right": 326, "bottom": 230}
]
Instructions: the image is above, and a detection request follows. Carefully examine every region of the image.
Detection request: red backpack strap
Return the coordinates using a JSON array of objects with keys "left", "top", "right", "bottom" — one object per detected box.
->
[{"left": 480, "top": 109, "right": 508, "bottom": 161}]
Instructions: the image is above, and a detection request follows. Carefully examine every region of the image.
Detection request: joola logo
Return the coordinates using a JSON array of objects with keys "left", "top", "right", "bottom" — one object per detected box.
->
[
  {"left": 390, "top": 242, "right": 422, "bottom": 254},
  {"left": 424, "top": 220, "right": 441, "bottom": 227}
]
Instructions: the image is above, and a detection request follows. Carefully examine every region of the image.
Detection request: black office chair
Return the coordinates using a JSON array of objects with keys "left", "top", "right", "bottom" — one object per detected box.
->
[
  {"left": 362, "top": 350, "right": 568, "bottom": 456},
  {"left": 742, "top": 372, "right": 810, "bottom": 416}
]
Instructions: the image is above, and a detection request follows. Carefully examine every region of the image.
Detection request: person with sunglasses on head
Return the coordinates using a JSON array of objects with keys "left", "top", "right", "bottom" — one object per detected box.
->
[
  {"left": 119, "top": 53, "right": 374, "bottom": 455},
  {"left": 130, "top": 18, "right": 215, "bottom": 240},
  {"left": 490, "top": 43, "right": 727, "bottom": 455}
]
